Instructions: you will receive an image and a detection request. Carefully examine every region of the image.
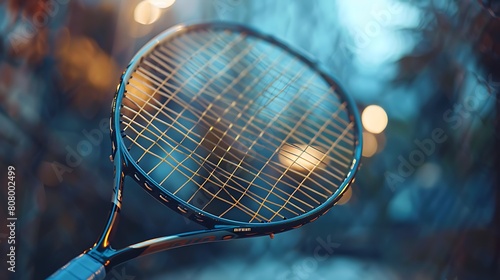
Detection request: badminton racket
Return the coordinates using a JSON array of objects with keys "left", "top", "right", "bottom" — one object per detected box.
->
[{"left": 48, "top": 22, "right": 362, "bottom": 279}]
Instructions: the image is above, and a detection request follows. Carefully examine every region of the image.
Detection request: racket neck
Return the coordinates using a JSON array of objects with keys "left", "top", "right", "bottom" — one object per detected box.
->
[
  {"left": 105, "top": 227, "right": 239, "bottom": 269},
  {"left": 94, "top": 152, "right": 125, "bottom": 253}
]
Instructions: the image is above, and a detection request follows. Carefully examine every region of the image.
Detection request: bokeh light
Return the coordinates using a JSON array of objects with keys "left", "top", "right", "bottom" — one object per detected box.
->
[
  {"left": 134, "top": 1, "right": 162, "bottom": 25},
  {"left": 278, "top": 144, "right": 329, "bottom": 172},
  {"left": 148, "top": 0, "right": 176, "bottom": 9},
  {"left": 362, "top": 105, "right": 388, "bottom": 134},
  {"left": 362, "top": 132, "right": 378, "bottom": 157}
]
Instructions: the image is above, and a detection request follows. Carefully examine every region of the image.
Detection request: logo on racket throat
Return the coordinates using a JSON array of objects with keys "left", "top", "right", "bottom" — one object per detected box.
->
[{"left": 140, "top": 233, "right": 237, "bottom": 253}]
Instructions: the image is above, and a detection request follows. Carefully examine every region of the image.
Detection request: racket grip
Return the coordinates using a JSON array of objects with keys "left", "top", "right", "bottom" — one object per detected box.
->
[{"left": 47, "top": 253, "right": 106, "bottom": 280}]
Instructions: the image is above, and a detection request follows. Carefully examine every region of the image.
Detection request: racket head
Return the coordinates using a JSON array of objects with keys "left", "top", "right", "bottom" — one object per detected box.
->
[{"left": 111, "top": 22, "right": 362, "bottom": 236}]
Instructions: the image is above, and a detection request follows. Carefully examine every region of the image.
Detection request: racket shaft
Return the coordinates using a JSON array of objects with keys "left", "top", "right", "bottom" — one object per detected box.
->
[{"left": 47, "top": 253, "right": 106, "bottom": 280}]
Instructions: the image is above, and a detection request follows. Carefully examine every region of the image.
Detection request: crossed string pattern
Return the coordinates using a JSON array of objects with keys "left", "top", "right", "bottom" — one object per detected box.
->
[{"left": 120, "top": 28, "right": 356, "bottom": 223}]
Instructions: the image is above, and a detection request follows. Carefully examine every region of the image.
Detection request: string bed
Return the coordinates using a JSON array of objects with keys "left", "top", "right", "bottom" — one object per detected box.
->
[{"left": 120, "top": 28, "right": 356, "bottom": 223}]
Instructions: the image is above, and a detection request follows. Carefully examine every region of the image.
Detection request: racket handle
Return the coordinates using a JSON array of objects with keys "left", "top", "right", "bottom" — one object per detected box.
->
[{"left": 47, "top": 253, "right": 106, "bottom": 280}]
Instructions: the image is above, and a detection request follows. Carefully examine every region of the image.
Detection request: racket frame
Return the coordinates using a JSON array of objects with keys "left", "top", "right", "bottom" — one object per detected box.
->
[
  {"left": 61, "top": 21, "right": 362, "bottom": 273},
  {"left": 112, "top": 22, "right": 362, "bottom": 234}
]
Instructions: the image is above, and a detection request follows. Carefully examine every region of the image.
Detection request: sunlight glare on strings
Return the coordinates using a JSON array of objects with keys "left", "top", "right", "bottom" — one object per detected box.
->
[{"left": 278, "top": 144, "right": 329, "bottom": 172}]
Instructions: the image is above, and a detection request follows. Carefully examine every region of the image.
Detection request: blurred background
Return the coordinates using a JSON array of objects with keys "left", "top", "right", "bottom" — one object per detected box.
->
[{"left": 0, "top": 0, "right": 499, "bottom": 279}]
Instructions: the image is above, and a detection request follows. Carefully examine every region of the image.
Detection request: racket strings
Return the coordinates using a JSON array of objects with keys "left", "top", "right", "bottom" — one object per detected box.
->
[
  {"left": 122, "top": 122, "right": 308, "bottom": 218},
  {"left": 122, "top": 103, "right": 347, "bottom": 211},
  {"left": 122, "top": 111, "right": 322, "bottom": 219},
  {"left": 123, "top": 116, "right": 312, "bottom": 219},
  {"left": 123, "top": 117, "right": 312, "bottom": 221},
  {"left": 154, "top": 41, "right": 356, "bottom": 155},
  {"left": 124, "top": 81, "right": 350, "bottom": 214},
  {"left": 124, "top": 83, "right": 353, "bottom": 180},
  {"left": 133, "top": 37, "right": 355, "bottom": 166},
  {"left": 267, "top": 121, "right": 355, "bottom": 221},
  {"left": 131, "top": 61, "right": 355, "bottom": 162},
  {"left": 126, "top": 57, "right": 352, "bottom": 188},
  {"left": 249, "top": 105, "right": 352, "bottom": 222},
  {"left": 120, "top": 29, "right": 356, "bottom": 222},
  {"left": 159, "top": 30, "right": 354, "bottom": 134},
  {"left": 125, "top": 32, "right": 249, "bottom": 167},
  {"left": 122, "top": 75, "right": 331, "bottom": 215},
  {"left": 122, "top": 84, "right": 340, "bottom": 200},
  {"left": 183, "top": 29, "right": 353, "bottom": 114},
  {"left": 220, "top": 115, "right": 352, "bottom": 221},
  {"left": 122, "top": 105, "right": 327, "bottom": 209},
  {"left": 188, "top": 70, "right": 324, "bottom": 214},
  {"left": 122, "top": 130, "right": 277, "bottom": 221},
  {"left": 131, "top": 45, "right": 257, "bottom": 164},
  {"left": 122, "top": 74, "right": 329, "bottom": 215},
  {"left": 122, "top": 82, "right": 338, "bottom": 210},
  {"left": 122, "top": 86, "right": 323, "bottom": 218},
  {"left": 126, "top": 40, "right": 354, "bottom": 182},
  {"left": 122, "top": 31, "right": 233, "bottom": 135},
  {"left": 125, "top": 34, "right": 354, "bottom": 219}
]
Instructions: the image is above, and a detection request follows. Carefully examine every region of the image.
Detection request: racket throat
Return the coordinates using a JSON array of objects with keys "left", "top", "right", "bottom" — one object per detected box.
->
[
  {"left": 105, "top": 228, "right": 240, "bottom": 269},
  {"left": 95, "top": 156, "right": 125, "bottom": 251}
]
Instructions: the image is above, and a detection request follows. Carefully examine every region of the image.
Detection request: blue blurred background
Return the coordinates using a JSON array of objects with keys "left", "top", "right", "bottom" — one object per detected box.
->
[{"left": 0, "top": 0, "right": 499, "bottom": 279}]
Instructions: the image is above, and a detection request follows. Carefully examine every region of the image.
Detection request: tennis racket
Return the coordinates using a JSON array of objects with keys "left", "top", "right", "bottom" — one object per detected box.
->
[{"left": 48, "top": 22, "right": 362, "bottom": 279}]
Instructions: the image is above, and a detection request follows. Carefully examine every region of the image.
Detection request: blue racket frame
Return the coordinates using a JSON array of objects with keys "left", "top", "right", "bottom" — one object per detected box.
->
[{"left": 48, "top": 22, "right": 362, "bottom": 280}]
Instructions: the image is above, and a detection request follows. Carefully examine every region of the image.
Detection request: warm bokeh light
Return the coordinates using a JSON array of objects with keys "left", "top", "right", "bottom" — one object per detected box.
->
[
  {"left": 362, "top": 132, "right": 378, "bottom": 157},
  {"left": 87, "top": 53, "right": 117, "bottom": 90},
  {"left": 148, "top": 0, "right": 176, "bottom": 9},
  {"left": 362, "top": 105, "right": 388, "bottom": 134},
  {"left": 278, "top": 144, "right": 329, "bottom": 172},
  {"left": 55, "top": 33, "right": 119, "bottom": 111},
  {"left": 337, "top": 186, "right": 352, "bottom": 205},
  {"left": 134, "top": 1, "right": 161, "bottom": 25}
]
